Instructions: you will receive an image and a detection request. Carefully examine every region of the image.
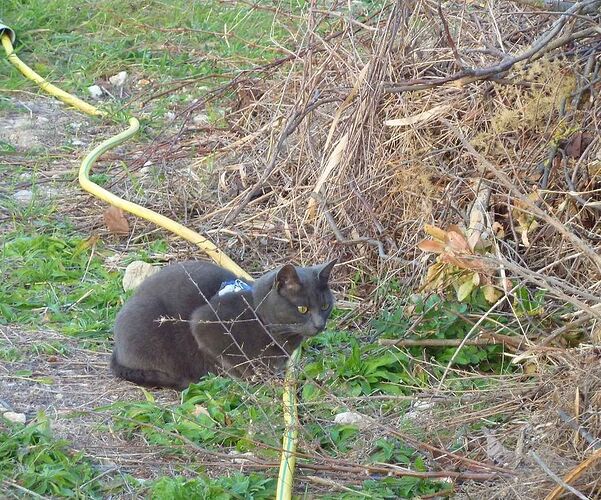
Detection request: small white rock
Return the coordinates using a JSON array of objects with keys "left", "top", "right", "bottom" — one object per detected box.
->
[
  {"left": 165, "top": 111, "right": 176, "bottom": 121},
  {"left": 192, "top": 114, "right": 209, "bottom": 126},
  {"left": 404, "top": 400, "right": 435, "bottom": 421},
  {"left": 122, "top": 260, "right": 161, "bottom": 291},
  {"left": 109, "top": 71, "right": 128, "bottom": 88},
  {"left": 228, "top": 450, "right": 254, "bottom": 464},
  {"left": 13, "top": 189, "right": 33, "bottom": 205},
  {"left": 3, "top": 411, "right": 26, "bottom": 424},
  {"left": 333, "top": 411, "right": 370, "bottom": 428},
  {"left": 88, "top": 85, "right": 104, "bottom": 99}
]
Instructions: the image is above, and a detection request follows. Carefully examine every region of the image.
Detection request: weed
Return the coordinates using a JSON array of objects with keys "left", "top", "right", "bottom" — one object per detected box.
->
[
  {"left": 320, "top": 476, "right": 451, "bottom": 499},
  {"left": 0, "top": 415, "right": 107, "bottom": 497},
  {"left": 0, "top": 341, "right": 21, "bottom": 362},
  {"left": 29, "top": 340, "right": 71, "bottom": 357},
  {"left": 1, "top": 233, "right": 124, "bottom": 340},
  {"left": 110, "top": 376, "right": 282, "bottom": 453},
  {"left": 374, "top": 294, "right": 509, "bottom": 374},
  {"left": 148, "top": 473, "right": 276, "bottom": 500},
  {"left": 303, "top": 331, "right": 426, "bottom": 398}
]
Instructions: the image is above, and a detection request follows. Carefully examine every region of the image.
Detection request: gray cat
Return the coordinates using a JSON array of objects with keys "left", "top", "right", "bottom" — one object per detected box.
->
[{"left": 110, "top": 259, "right": 336, "bottom": 389}]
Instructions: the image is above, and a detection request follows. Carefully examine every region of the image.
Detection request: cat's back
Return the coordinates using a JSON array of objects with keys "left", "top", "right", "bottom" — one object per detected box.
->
[{"left": 128, "top": 260, "right": 238, "bottom": 318}]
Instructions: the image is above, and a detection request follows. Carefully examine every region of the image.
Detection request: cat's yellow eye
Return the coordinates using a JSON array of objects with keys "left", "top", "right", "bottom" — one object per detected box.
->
[
  {"left": 321, "top": 303, "right": 329, "bottom": 311},
  {"left": 297, "top": 305, "right": 308, "bottom": 314}
]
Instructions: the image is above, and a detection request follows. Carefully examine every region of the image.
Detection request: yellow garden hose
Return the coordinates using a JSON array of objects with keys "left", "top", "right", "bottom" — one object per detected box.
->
[
  {"left": 2, "top": 24, "right": 299, "bottom": 499},
  {"left": 1, "top": 26, "right": 250, "bottom": 280},
  {"left": 78, "top": 117, "right": 252, "bottom": 280},
  {"left": 1, "top": 28, "right": 102, "bottom": 117},
  {"left": 277, "top": 346, "right": 301, "bottom": 500}
]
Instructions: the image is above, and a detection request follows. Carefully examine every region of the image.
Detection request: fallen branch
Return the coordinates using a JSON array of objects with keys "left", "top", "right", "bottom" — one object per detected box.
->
[
  {"left": 379, "top": 337, "right": 509, "bottom": 348},
  {"left": 531, "top": 451, "right": 589, "bottom": 500},
  {"left": 295, "top": 461, "right": 498, "bottom": 481},
  {"left": 545, "top": 448, "right": 601, "bottom": 500}
]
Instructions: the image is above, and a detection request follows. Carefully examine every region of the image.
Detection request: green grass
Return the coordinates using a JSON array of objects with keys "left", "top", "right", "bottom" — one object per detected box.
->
[
  {"left": 0, "top": 341, "right": 21, "bottom": 362},
  {"left": 0, "top": 230, "right": 125, "bottom": 340},
  {"left": 0, "top": 413, "right": 280, "bottom": 499},
  {"left": 1, "top": 0, "right": 303, "bottom": 109},
  {"left": 0, "top": 181, "right": 174, "bottom": 343}
]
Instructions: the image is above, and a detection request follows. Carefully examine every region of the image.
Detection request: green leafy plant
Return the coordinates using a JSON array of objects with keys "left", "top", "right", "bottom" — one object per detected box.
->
[
  {"left": 374, "top": 294, "right": 508, "bottom": 374},
  {"left": 0, "top": 416, "right": 106, "bottom": 498},
  {"left": 148, "top": 473, "right": 276, "bottom": 500},
  {"left": 110, "top": 376, "right": 281, "bottom": 453},
  {"left": 418, "top": 224, "right": 503, "bottom": 303},
  {"left": 303, "top": 332, "right": 425, "bottom": 397},
  {"left": 369, "top": 438, "right": 421, "bottom": 466},
  {"left": 320, "top": 476, "right": 450, "bottom": 499},
  {"left": 513, "top": 286, "right": 546, "bottom": 317}
]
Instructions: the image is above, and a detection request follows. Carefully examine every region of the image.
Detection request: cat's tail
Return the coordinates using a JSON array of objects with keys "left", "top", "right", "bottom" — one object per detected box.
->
[{"left": 110, "top": 352, "right": 185, "bottom": 390}]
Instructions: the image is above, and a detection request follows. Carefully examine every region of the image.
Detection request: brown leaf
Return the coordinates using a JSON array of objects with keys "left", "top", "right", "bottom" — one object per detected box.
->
[
  {"left": 425, "top": 262, "right": 445, "bottom": 283},
  {"left": 446, "top": 224, "right": 464, "bottom": 236},
  {"left": 441, "top": 254, "right": 470, "bottom": 269},
  {"left": 565, "top": 132, "right": 583, "bottom": 159},
  {"left": 446, "top": 231, "right": 471, "bottom": 254},
  {"left": 103, "top": 206, "right": 130, "bottom": 235},
  {"left": 492, "top": 222, "right": 505, "bottom": 239},
  {"left": 423, "top": 224, "right": 447, "bottom": 242},
  {"left": 418, "top": 239, "right": 445, "bottom": 253},
  {"left": 442, "top": 254, "right": 490, "bottom": 272}
]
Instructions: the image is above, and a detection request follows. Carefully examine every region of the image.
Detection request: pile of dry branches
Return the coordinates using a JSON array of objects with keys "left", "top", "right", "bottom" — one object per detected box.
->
[{"left": 175, "top": 0, "right": 600, "bottom": 323}]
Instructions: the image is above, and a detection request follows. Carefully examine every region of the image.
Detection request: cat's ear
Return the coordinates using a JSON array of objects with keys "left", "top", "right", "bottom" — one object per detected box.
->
[
  {"left": 317, "top": 258, "right": 337, "bottom": 285},
  {"left": 275, "top": 264, "right": 302, "bottom": 292}
]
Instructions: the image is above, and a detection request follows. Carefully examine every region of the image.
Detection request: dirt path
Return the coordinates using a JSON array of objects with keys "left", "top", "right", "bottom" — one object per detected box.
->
[{"left": 0, "top": 325, "right": 186, "bottom": 481}]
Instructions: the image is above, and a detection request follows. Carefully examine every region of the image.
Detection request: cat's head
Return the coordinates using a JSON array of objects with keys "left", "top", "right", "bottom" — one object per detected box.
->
[{"left": 253, "top": 259, "right": 337, "bottom": 338}]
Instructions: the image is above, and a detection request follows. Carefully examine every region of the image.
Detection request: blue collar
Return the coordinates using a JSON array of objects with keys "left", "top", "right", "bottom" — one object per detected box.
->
[{"left": 218, "top": 279, "right": 252, "bottom": 296}]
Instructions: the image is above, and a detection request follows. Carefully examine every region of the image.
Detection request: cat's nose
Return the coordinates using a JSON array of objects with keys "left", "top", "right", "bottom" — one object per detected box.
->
[{"left": 311, "top": 315, "right": 326, "bottom": 331}]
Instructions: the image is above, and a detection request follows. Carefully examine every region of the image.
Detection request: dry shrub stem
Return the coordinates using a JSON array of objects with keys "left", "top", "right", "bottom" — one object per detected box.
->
[
  {"left": 531, "top": 451, "right": 589, "bottom": 500},
  {"left": 444, "top": 120, "right": 601, "bottom": 274},
  {"left": 384, "top": 0, "right": 601, "bottom": 93}
]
